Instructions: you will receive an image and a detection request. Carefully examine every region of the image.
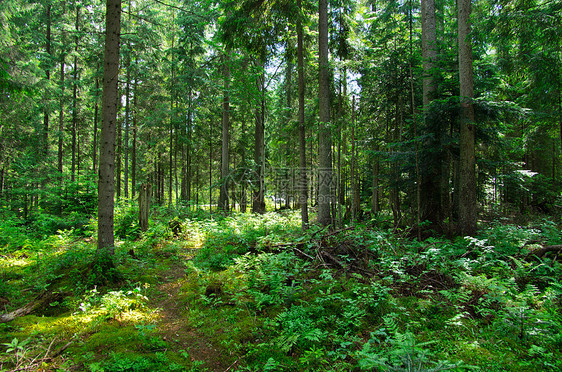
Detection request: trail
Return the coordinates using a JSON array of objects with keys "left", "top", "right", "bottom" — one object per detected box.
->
[{"left": 151, "top": 254, "right": 234, "bottom": 372}]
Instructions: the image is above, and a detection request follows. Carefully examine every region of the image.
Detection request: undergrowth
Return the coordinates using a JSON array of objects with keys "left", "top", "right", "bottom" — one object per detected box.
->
[{"left": 1, "top": 207, "right": 561, "bottom": 371}]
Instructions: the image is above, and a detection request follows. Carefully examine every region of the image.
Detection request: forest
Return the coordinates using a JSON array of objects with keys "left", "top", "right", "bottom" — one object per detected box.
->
[{"left": 1, "top": 0, "right": 562, "bottom": 370}]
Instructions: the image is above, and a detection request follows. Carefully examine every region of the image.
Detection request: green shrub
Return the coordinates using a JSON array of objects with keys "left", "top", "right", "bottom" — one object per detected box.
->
[{"left": 115, "top": 204, "right": 141, "bottom": 240}]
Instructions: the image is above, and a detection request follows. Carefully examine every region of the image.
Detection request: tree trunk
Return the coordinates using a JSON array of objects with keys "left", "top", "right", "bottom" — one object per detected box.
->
[
  {"left": 285, "top": 55, "right": 293, "bottom": 210},
  {"left": 71, "top": 6, "right": 80, "bottom": 183},
  {"left": 409, "top": 0, "right": 420, "bottom": 238},
  {"left": 458, "top": 0, "right": 477, "bottom": 236},
  {"left": 219, "top": 53, "right": 230, "bottom": 212},
  {"left": 371, "top": 150, "right": 380, "bottom": 214},
  {"left": 116, "top": 97, "right": 121, "bottom": 199},
  {"left": 43, "top": 3, "right": 51, "bottom": 158},
  {"left": 123, "top": 46, "right": 130, "bottom": 199},
  {"left": 420, "top": 0, "right": 442, "bottom": 231},
  {"left": 139, "top": 183, "right": 151, "bottom": 232},
  {"left": 421, "top": 0, "right": 437, "bottom": 107},
  {"left": 297, "top": 0, "right": 309, "bottom": 228},
  {"left": 558, "top": 40, "right": 561, "bottom": 165},
  {"left": 351, "top": 96, "right": 358, "bottom": 221},
  {"left": 58, "top": 56, "right": 65, "bottom": 214},
  {"left": 181, "top": 86, "right": 192, "bottom": 203},
  {"left": 187, "top": 108, "right": 192, "bottom": 202},
  {"left": 92, "top": 66, "right": 99, "bottom": 176},
  {"left": 98, "top": 0, "right": 121, "bottom": 254},
  {"left": 169, "top": 27, "right": 175, "bottom": 207},
  {"left": 252, "top": 67, "right": 266, "bottom": 214},
  {"left": 318, "top": 0, "right": 333, "bottom": 227},
  {"left": 209, "top": 119, "right": 213, "bottom": 212},
  {"left": 240, "top": 118, "right": 247, "bottom": 213},
  {"left": 131, "top": 76, "right": 137, "bottom": 199}
]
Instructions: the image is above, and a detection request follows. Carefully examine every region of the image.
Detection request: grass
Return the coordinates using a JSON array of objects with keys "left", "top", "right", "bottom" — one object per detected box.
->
[{"left": 1, "top": 208, "right": 562, "bottom": 371}]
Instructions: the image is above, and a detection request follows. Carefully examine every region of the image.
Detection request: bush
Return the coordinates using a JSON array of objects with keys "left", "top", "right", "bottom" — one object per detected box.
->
[{"left": 115, "top": 204, "right": 141, "bottom": 240}]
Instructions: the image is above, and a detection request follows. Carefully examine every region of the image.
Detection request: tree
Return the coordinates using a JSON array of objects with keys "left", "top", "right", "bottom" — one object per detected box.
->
[
  {"left": 317, "top": 0, "right": 333, "bottom": 227},
  {"left": 297, "top": 0, "right": 309, "bottom": 228},
  {"left": 219, "top": 51, "right": 230, "bottom": 212},
  {"left": 457, "top": 0, "right": 476, "bottom": 235},
  {"left": 420, "top": 0, "right": 441, "bottom": 229},
  {"left": 98, "top": 0, "right": 122, "bottom": 254}
]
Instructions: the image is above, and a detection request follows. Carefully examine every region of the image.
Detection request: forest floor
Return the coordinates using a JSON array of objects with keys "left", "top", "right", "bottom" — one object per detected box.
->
[
  {"left": 150, "top": 249, "right": 233, "bottom": 372},
  {"left": 1, "top": 209, "right": 562, "bottom": 371}
]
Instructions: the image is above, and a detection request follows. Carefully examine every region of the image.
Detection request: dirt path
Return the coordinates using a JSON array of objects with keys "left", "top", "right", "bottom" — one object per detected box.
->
[{"left": 151, "top": 257, "right": 236, "bottom": 372}]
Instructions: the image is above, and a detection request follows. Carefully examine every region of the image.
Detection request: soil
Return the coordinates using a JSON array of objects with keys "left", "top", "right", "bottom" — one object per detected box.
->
[{"left": 152, "top": 255, "right": 236, "bottom": 372}]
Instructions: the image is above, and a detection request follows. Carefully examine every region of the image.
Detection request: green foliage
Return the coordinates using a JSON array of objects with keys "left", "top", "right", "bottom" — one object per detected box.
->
[
  {"left": 115, "top": 203, "right": 142, "bottom": 240},
  {"left": 88, "top": 352, "right": 184, "bottom": 372},
  {"left": 232, "top": 251, "right": 305, "bottom": 309},
  {"left": 357, "top": 331, "right": 459, "bottom": 371},
  {"left": 0, "top": 219, "right": 24, "bottom": 251},
  {"left": 2, "top": 209, "right": 562, "bottom": 371},
  {"left": 193, "top": 212, "right": 301, "bottom": 270},
  {"left": 88, "top": 250, "right": 123, "bottom": 287},
  {"left": 1, "top": 337, "right": 31, "bottom": 371},
  {"left": 84, "top": 286, "right": 148, "bottom": 320}
]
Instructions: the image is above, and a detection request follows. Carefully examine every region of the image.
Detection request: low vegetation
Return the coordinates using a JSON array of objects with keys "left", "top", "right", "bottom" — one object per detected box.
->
[{"left": 1, "top": 204, "right": 562, "bottom": 371}]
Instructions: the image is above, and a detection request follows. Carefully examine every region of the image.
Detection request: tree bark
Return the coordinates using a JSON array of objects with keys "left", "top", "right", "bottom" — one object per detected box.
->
[
  {"left": 285, "top": 56, "right": 293, "bottom": 210},
  {"left": 420, "top": 0, "right": 443, "bottom": 231},
  {"left": 124, "top": 12, "right": 131, "bottom": 199},
  {"left": 58, "top": 56, "right": 65, "bottom": 214},
  {"left": 219, "top": 52, "right": 230, "bottom": 212},
  {"left": 371, "top": 150, "right": 380, "bottom": 214},
  {"left": 139, "top": 183, "right": 151, "bottom": 232},
  {"left": 98, "top": 0, "right": 122, "bottom": 254},
  {"left": 458, "top": 0, "right": 477, "bottom": 236},
  {"left": 132, "top": 76, "right": 137, "bottom": 198},
  {"left": 181, "top": 84, "right": 192, "bottom": 203},
  {"left": 317, "top": 0, "right": 333, "bottom": 227},
  {"left": 351, "top": 96, "right": 358, "bottom": 221},
  {"left": 421, "top": 0, "right": 437, "bottom": 107},
  {"left": 92, "top": 66, "right": 99, "bottom": 177},
  {"left": 116, "top": 95, "right": 122, "bottom": 199},
  {"left": 43, "top": 3, "right": 52, "bottom": 157},
  {"left": 297, "top": 0, "right": 309, "bottom": 228},
  {"left": 71, "top": 5, "right": 80, "bottom": 183},
  {"left": 169, "top": 19, "right": 175, "bottom": 207},
  {"left": 252, "top": 67, "right": 266, "bottom": 214},
  {"left": 208, "top": 119, "right": 213, "bottom": 212}
]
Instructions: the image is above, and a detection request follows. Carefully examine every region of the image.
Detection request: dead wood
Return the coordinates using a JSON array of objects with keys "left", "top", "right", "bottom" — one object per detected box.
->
[
  {"left": 48, "top": 340, "right": 74, "bottom": 359},
  {"left": 0, "top": 301, "right": 42, "bottom": 323},
  {"left": 0, "top": 292, "right": 57, "bottom": 323},
  {"left": 526, "top": 244, "right": 562, "bottom": 259},
  {"left": 320, "top": 250, "right": 345, "bottom": 269},
  {"left": 293, "top": 246, "right": 314, "bottom": 261}
]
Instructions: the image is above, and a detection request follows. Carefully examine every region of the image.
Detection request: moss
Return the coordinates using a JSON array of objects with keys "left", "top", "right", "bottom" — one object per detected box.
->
[{"left": 80, "top": 324, "right": 143, "bottom": 355}]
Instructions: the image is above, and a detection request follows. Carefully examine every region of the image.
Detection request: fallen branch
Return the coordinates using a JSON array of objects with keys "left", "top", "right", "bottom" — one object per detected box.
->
[
  {"left": 320, "top": 250, "right": 346, "bottom": 269},
  {"left": 224, "top": 358, "right": 239, "bottom": 372},
  {"left": 48, "top": 340, "right": 74, "bottom": 359},
  {"left": 293, "top": 247, "right": 314, "bottom": 261}
]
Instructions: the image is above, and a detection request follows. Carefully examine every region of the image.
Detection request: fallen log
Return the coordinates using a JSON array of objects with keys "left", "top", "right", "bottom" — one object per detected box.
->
[
  {"left": 0, "top": 292, "right": 59, "bottom": 323},
  {"left": 0, "top": 301, "right": 43, "bottom": 323},
  {"left": 526, "top": 244, "right": 562, "bottom": 259}
]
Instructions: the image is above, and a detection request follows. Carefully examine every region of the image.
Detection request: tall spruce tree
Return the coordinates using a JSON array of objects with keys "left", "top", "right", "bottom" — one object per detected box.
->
[
  {"left": 98, "top": 0, "right": 121, "bottom": 254},
  {"left": 317, "top": 0, "right": 333, "bottom": 227},
  {"left": 458, "top": 0, "right": 476, "bottom": 235}
]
